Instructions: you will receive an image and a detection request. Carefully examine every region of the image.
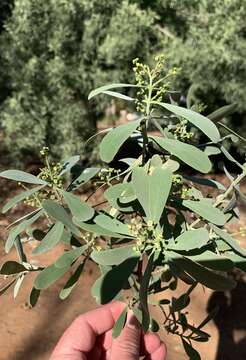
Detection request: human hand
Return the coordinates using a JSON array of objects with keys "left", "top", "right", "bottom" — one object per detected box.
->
[{"left": 50, "top": 301, "right": 167, "bottom": 360}]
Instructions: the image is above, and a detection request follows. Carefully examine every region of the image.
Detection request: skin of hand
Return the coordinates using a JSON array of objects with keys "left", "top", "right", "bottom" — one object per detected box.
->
[{"left": 50, "top": 301, "right": 167, "bottom": 360}]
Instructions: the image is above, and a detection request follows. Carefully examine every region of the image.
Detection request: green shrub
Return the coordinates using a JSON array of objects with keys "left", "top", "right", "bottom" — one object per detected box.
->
[{"left": 0, "top": 0, "right": 159, "bottom": 166}]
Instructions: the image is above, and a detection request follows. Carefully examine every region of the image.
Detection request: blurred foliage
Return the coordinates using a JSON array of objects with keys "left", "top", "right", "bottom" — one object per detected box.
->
[
  {"left": 0, "top": 0, "right": 246, "bottom": 166},
  {"left": 0, "top": 0, "right": 159, "bottom": 166},
  {"left": 158, "top": 0, "right": 246, "bottom": 153}
]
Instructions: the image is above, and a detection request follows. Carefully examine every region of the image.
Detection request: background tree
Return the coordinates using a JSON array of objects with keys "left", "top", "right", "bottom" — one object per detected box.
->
[{"left": 0, "top": 0, "right": 158, "bottom": 166}]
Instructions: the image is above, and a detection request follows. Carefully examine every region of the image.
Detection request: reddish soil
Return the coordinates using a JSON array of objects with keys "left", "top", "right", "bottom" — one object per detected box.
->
[{"left": 0, "top": 176, "right": 246, "bottom": 360}]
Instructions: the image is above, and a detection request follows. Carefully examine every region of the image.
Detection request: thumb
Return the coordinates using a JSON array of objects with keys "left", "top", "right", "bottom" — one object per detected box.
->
[{"left": 110, "top": 310, "right": 141, "bottom": 360}]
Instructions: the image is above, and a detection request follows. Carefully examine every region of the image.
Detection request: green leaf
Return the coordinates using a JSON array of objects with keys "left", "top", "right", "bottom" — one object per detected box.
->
[
  {"left": 139, "top": 254, "right": 154, "bottom": 332},
  {"left": 58, "top": 155, "right": 80, "bottom": 176},
  {"left": 32, "top": 222, "right": 64, "bottom": 255},
  {"left": 91, "top": 245, "right": 139, "bottom": 266},
  {"left": 225, "top": 252, "right": 246, "bottom": 272},
  {"left": 55, "top": 245, "right": 88, "bottom": 268},
  {"left": 102, "top": 90, "right": 134, "bottom": 101},
  {"left": 187, "top": 251, "right": 234, "bottom": 271},
  {"left": 170, "top": 229, "right": 209, "bottom": 251},
  {"left": 172, "top": 256, "right": 236, "bottom": 291},
  {"left": 91, "top": 257, "right": 138, "bottom": 304},
  {"left": 211, "top": 225, "right": 246, "bottom": 257},
  {"left": 218, "top": 122, "right": 246, "bottom": 144},
  {"left": 0, "top": 170, "right": 47, "bottom": 185},
  {"left": 182, "top": 339, "right": 201, "bottom": 360},
  {"left": 74, "top": 218, "right": 121, "bottom": 238},
  {"left": 99, "top": 119, "right": 141, "bottom": 163},
  {"left": 184, "top": 176, "right": 226, "bottom": 191},
  {"left": 94, "top": 214, "right": 134, "bottom": 237},
  {"left": 132, "top": 167, "right": 172, "bottom": 223},
  {"left": 42, "top": 200, "right": 80, "bottom": 237},
  {"left": 208, "top": 103, "right": 237, "bottom": 122},
  {"left": 203, "top": 146, "right": 221, "bottom": 156},
  {"left": 67, "top": 167, "right": 100, "bottom": 191},
  {"left": 2, "top": 185, "right": 45, "bottom": 213},
  {"left": 60, "top": 262, "right": 85, "bottom": 299},
  {"left": 0, "top": 261, "right": 27, "bottom": 275},
  {"left": 151, "top": 136, "right": 211, "bottom": 173},
  {"left": 29, "top": 287, "right": 41, "bottom": 307},
  {"left": 34, "top": 264, "right": 69, "bottom": 290},
  {"left": 104, "top": 183, "right": 136, "bottom": 213},
  {"left": 112, "top": 306, "right": 128, "bottom": 339},
  {"left": 60, "top": 190, "right": 94, "bottom": 221},
  {"left": 88, "top": 83, "right": 138, "bottom": 100},
  {"left": 183, "top": 200, "right": 227, "bottom": 226},
  {"left": 5, "top": 210, "right": 44, "bottom": 253},
  {"left": 159, "top": 102, "right": 220, "bottom": 142}
]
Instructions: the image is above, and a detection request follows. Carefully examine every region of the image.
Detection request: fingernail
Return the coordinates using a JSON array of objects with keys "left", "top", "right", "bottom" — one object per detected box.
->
[{"left": 126, "top": 310, "right": 140, "bottom": 330}]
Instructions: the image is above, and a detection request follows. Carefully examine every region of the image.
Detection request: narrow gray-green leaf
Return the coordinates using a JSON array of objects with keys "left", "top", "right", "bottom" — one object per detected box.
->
[
  {"left": 91, "top": 245, "right": 139, "bottom": 266},
  {"left": 225, "top": 252, "right": 246, "bottom": 272},
  {"left": 170, "top": 229, "right": 209, "bottom": 251},
  {"left": 74, "top": 218, "right": 121, "bottom": 238},
  {"left": 42, "top": 200, "right": 80, "bottom": 237},
  {"left": 5, "top": 210, "right": 44, "bottom": 253},
  {"left": 100, "top": 119, "right": 141, "bottom": 163},
  {"left": 212, "top": 225, "right": 246, "bottom": 257},
  {"left": 183, "top": 200, "right": 227, "bottom": 226},
  {"left": 208, "top": 103, "right": 237, "bottom": 122},
  {"left": 132, "top": 167, "right": 172, "bottom": 223},
  {"left": 0, "top": 170, "right": 47, "bottom": 185},
  {"left": 184, "top": 176, "right": 226, "bottom": 191},
  {"left": 140, "top": 254, "right": 154, "bottom": 332},
  {"left": 67, "top": 167, "right": 100, "bottom": 191},
  {"left": 55, "top": 245, "right": 88, "bottom": 268},
  {"left": 102, "top": 90, "right": 133, "bottom": 101},
  {"left": 159, "top": 102, "right": 220, "bottom": 142},
  {"left": 2, "top": 185, "right": 45, "bottom": 213},
  {"left": 88, "top": 83, "right": 138, "bottom": 100},
  {"left": 112, "top": 307, "right": 128, "bottom": 339},
  {"left": 58, "top": 155, "right": 80, "bottom": 176},
  {"left": 59, "top": 262, "right": 85, "bottom": 299},
  {"left": 60, "top": 190, "right": 94, "bottom": 221},
  {"left": 104, "top": 183, "right": 136, "bottom": 212},
  {"left": 34, "top": 264, "right": 69, "bottom": 290},
  {"left": 187, "top": 251, "right": 234, "bottom": 271},
  {"left": 95, "top": 214, "right": 134, "bottom": 237},
  {"left": 152, "top": 136, "right": 211, "bottom": 173},
  {"left": 32, "top": 222, "right": 64, "bottom": 255}
]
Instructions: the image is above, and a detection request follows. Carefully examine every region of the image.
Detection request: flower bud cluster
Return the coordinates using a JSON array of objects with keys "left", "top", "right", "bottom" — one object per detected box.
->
[
  {"left": 129, "top": 218, "right": 164, "bottom": 253},
  {"left": 173, "top": 119, "right": 194, "bottom": 142}
]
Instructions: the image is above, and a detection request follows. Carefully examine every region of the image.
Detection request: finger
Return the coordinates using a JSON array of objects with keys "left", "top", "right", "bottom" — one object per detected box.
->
[
  {"left": 140, "top": 333, "right": 162, "bottom": 355},
  {"left": 110, "top": 310, "right": 141, "bottom": 360},
  {"left": 50, "top": 302, "right": 125, "bottom": 358},
  {"left": 96, "top": 330, "right": 113, "bottom": 351},
  {"left": 144, "top": 343, "right": 167, "bottom": 360}
]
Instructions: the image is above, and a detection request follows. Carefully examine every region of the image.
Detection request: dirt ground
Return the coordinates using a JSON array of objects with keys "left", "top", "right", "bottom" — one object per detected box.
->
[{"left": 1, "top": 176, "right": 246, "bottom": 360}]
